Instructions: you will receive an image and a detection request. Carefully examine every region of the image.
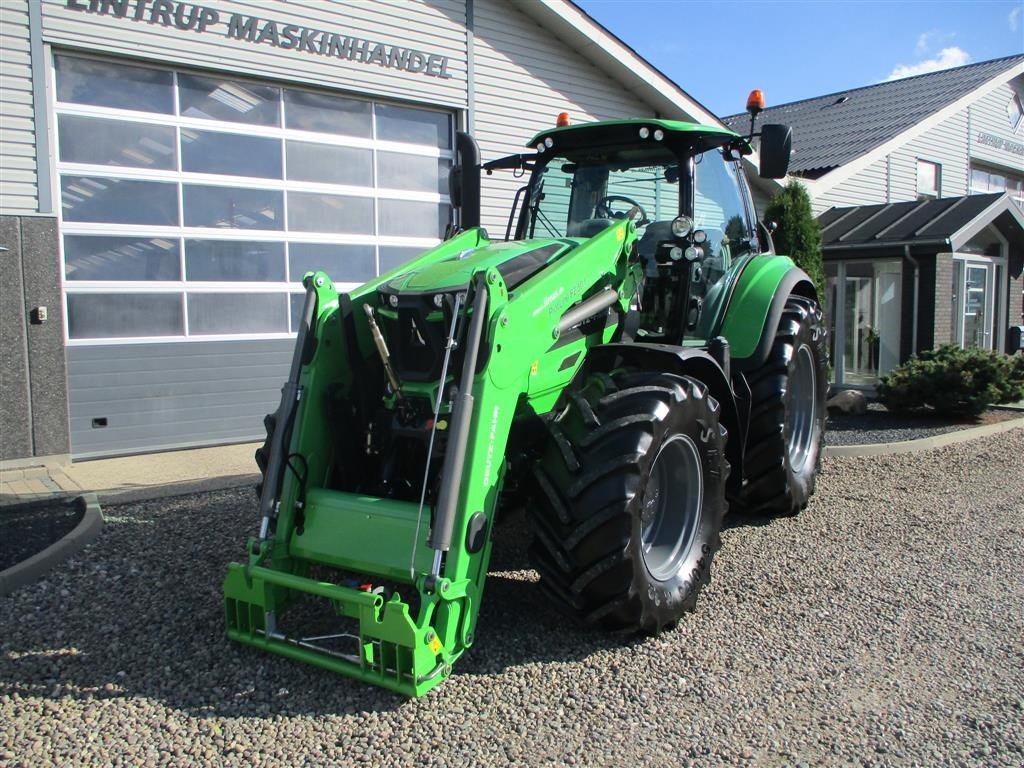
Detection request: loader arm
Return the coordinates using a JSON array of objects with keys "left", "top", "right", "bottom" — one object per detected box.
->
[{"left": 224, "top": 221, "right": 640, "bottom": 696}]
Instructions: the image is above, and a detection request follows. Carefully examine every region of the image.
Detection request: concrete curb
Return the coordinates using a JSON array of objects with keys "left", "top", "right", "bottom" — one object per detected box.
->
[
  {"left": 0, "top": 493, "right": 103, "bottom": 597},
  {"left": 825, "top": 416, "right": 1024, "bottom": 458},
  {"left": 96, "top": 473, "right": 259, "bottom": 506}
]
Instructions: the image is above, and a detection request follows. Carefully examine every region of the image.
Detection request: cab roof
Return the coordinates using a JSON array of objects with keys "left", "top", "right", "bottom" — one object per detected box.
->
[{"left": 528, "top": 118, "right": 750, "bottom": 156}]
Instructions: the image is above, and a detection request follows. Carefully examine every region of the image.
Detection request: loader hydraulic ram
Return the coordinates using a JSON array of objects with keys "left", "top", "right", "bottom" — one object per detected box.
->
[{"left": 224, "top": 107, "right": 828, "bottom": 697}]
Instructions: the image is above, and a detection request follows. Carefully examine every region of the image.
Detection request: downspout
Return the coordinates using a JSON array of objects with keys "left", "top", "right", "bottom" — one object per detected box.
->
[{"left": 904, "top": 245, "right": 919, "bottom": 356}]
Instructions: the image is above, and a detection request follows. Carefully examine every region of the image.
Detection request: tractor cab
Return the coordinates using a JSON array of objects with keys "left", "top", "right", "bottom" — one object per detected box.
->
[{"left": 478, "top": 118, "right": 790, "bottom": 345}]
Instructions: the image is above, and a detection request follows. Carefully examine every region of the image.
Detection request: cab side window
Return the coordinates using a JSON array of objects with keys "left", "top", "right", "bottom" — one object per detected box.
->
[{"left": 693, "top": 150, "right": 756, "bottom": 281}]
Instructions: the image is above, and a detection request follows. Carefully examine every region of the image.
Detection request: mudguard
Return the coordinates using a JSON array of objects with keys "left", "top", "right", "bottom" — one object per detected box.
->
[{"left": 717, "top": 255, "right": 817, "bottom": 372}]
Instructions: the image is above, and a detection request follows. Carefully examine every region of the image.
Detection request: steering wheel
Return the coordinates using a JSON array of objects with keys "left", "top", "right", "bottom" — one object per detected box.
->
[{"left": 595, "top": 195, "right": 649, "bottom": 226}]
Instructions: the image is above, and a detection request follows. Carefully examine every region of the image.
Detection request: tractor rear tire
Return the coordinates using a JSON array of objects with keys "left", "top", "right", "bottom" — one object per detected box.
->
[
  {"left": 742, "top": 295, "right": 828, "bottom": 516},
  {"left": 529, "top": 371, "right": 728, "bottom": 633}
]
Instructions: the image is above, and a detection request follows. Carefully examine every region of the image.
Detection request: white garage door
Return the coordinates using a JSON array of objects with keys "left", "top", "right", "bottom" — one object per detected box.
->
[{"left": 55, "top": 53, "right": 454, "bottom": 457}]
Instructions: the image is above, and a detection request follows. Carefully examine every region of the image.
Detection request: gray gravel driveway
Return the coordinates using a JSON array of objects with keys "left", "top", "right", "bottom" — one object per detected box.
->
[{"left": 2, "top": 428, "right": 1023, "bottom": 767}]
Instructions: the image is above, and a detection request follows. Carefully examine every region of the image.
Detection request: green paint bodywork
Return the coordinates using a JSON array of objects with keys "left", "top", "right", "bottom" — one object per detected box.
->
[
  {"left": 223, "top": 118, "right": 806, "bottom": 697},
  {"left": 717, "top": 254, "right": 803, "bottom": 359}
]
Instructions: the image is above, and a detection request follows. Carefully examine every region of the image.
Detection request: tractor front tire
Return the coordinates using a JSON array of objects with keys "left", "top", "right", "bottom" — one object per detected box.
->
[
  {"left": 742, "top": 295, "right": 828, "bottom": 516},
  {"left": 530, "top": 372, "right": 728, "bottom": 633}
]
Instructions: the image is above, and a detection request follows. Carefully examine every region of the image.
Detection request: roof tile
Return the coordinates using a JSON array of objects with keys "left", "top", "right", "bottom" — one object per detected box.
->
[{"left": 723, "top": 55, "right": 1024, "bottom": 174}]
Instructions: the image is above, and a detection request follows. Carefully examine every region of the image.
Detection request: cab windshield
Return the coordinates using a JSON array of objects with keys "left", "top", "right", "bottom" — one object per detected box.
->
[{"left": 522, "top": 148, "right": 680, "bottom": 243}]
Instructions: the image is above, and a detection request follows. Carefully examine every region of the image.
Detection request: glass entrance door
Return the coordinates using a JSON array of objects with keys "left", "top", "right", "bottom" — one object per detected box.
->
[
  {"left": 955, "top": 261, "right": 996, "bottom": 349},
  {"left": 837, "top": 261, "right": 903, "bottom": 385}
]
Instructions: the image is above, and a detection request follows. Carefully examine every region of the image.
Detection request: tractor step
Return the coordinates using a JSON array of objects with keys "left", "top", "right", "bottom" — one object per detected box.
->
[{"left": 289, "top": 489, "right": 434, "bottom": 583}]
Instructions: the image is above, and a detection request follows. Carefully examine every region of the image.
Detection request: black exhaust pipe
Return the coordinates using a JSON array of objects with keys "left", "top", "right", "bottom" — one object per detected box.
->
[{"left": 448, "top": 131, "right": 481, "bottom": 233}]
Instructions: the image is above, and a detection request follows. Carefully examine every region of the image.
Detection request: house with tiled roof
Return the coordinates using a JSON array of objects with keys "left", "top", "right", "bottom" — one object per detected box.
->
[{"left": 724, "top": 55, "right": 1024, "bottom": 387}]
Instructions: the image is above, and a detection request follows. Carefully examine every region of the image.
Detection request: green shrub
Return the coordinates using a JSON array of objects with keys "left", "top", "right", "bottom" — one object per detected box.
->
[
  {"left": 763, "top": 180, "right": 826, "bottom": 301},
  {"left": 877, "top": 345, "right": 1024, "bottom": 417}
]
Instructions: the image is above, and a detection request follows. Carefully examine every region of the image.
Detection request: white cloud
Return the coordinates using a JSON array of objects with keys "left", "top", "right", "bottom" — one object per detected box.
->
[
  {"left": 1011, "top": 7, "right": 1021, "bottom": 33},
  {"left": 914, "top": 29, "right": 956, "bottom": 56},
  {"left": 886, "top": 47, "right": 972, "bottom": 81}
]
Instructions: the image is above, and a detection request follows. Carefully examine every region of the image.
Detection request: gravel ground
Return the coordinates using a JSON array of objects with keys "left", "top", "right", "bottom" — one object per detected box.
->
[
  {"left": 825, "top": 404, "right": 1024, "bottom": 446},
  {"left": 2, "top": 428, "right": 1023, "bottom": 767}
]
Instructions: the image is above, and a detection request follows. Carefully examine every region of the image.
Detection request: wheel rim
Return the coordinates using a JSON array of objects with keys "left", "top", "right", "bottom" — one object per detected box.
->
[
  {"left": 786, "top": 343, "right": 818, "bottom": 472},
  {"left": 640, "top": 434, "right": 703, "bottom": 582}
]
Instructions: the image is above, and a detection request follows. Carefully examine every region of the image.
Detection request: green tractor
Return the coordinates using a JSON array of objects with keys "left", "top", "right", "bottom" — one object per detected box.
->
[{"left": 223, "top": 105, "right": 828, "bottom": 697}]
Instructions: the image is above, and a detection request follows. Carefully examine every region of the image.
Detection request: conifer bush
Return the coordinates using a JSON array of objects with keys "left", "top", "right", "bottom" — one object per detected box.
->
[
  {"left": 877, "top": 345, "right": 1024, "bottom": 417},
  {"left": 763, "top": 180, "right": 826, "bottom": 300}
]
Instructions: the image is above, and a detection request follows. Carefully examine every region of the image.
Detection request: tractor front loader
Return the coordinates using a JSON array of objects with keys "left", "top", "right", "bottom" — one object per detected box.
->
[{"left": 224, "top": 101, "right": 828, "bottom": 697}]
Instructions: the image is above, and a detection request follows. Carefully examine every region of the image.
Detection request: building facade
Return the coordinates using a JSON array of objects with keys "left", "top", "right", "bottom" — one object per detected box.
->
[
  {"left": 1, "top": 0, "right": 725, "bottom": 462},
  {"left": 727, "top": 56, "right": 1024, "bottom": 387}
]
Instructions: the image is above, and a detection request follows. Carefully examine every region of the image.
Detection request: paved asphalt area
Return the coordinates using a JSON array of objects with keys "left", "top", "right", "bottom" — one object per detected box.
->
[{"left": 2, "top": 428, "right": 1022, "bottom": 767}]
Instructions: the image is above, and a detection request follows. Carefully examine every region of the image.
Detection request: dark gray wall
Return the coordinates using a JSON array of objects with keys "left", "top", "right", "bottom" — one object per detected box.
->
[
  {"left": 0, "top": 214, "right": 69, "bottom": 461},
  {"left": 68, "top": 339, "right": 292, "bottom": 458},
  {"left": 1, "top": 216, "right": 32, "bottom": 459}
]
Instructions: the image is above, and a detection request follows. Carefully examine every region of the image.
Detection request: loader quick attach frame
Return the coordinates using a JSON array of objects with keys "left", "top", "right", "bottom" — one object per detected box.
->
[{"left": 224, "top": 222, "right": 641, "bottom": 697}]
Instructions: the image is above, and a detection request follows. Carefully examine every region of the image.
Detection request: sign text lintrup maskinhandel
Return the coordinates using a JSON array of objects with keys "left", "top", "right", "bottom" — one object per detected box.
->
[{"left": 64, "top": 0, "right": 453, "bottom": 79}]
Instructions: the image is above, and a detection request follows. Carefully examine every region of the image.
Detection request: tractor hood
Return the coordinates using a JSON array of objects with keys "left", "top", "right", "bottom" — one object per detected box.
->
[{"left": 382, "top": 238, "right": 577, "bottom": 294}]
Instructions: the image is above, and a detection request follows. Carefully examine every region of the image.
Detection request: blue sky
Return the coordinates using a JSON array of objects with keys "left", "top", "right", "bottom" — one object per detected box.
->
[{"left": 575, "top": 0, "right": 1024, "bottom": 117}]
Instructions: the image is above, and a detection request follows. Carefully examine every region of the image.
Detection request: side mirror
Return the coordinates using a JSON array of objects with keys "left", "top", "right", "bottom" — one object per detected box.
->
[{"left": 758, "top": 124, "right": 792, "bottom": 179}]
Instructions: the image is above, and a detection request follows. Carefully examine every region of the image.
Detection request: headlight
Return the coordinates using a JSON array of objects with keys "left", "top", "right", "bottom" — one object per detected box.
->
[
  {"left": 638, "top": 127, "right": 650, "bottom": 139},
  {"left": 671, "top": 215, "right": 693, "bottom": 238},
  {"left": 433, "top": 294, "right": 445, "bottom": 308},
  {"left": 693, "top": 229, "right": 708, "bottom": 244},
  {"left": 653, "top": 129, "right": 664, "bottom": 141},
  {"left": 544, "top": 137, "right": 554, "bottom": 148},
  {"left": 388, "top": 294, "right": 399, "bottom": 307}
]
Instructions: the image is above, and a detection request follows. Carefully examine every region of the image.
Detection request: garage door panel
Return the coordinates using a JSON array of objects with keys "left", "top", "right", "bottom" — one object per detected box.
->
[
  {"left": 69, "top": 385, "right": 286, "bottom": 413},
  {"left": 68, "top": 339, "right": 291, "bottom": 457},
  {"left": 69, "top": 372, "right": 289, "bottom": 398},
  {"left": 71, "top": 424, "right": 265, "bottom": 460}
]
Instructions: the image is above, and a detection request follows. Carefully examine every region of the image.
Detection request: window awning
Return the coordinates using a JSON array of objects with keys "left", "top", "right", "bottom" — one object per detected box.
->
[{"left": 816, "top": 193, "right": 1024, "bottom": 262}]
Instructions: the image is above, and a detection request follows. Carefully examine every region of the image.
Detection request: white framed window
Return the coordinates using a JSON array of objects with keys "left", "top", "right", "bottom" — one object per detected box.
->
[
  {"left": 916, "top": 160, "right": 940, "bottom": 201},
  {"left": 1007, "top": 91, "right": 1023, "bottom": 133},
  {"left": 53, "top": 54, "right": 455, "bottom": 344},
  {"left": 969, "top": 163, "right": 1024, "bottom": 208}
]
